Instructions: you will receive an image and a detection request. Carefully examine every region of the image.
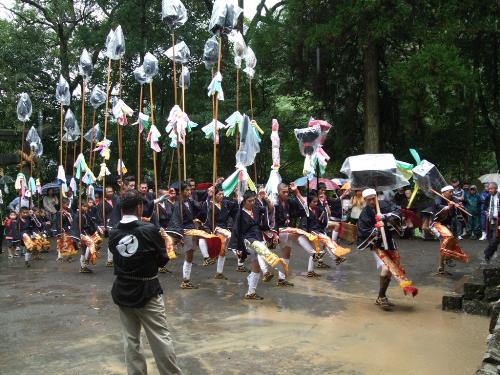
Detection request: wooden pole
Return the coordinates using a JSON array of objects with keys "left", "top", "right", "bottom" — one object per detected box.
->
[
  {"left": 59, "top": 103, "right": 64, "bottom": 238},
  {"left": 212, "top": 35, "right": 222, "bottom": 232},
  {"left": 89, "top": 109, "right": 96, "bottom": 171},
  {"left": 168, "top": 149, "right": 175, "bottom": 188},
  {"left": 78, "top": 80, "right": 86, "bottom": 232},
  {"left": 374, "top": 196, "right": 389, "bottom": 250},
  {"left": 431, "top": 189, "right": 472, "bottom": 216},
  {"left": 182, "top": 66, "right": 187, "bottom": 181},
  {"left": 137, "top": 85, "right": 143, "bottom": 184},
  {"left": 102, "top": 58, "right": 112, "bottom": 228},
  {"left": 235, "top": 68, "right": 240, "bottom": 152},
  {"left": 171, "top": 32, "right": 182, "bottom": 220},
  {"left": 149, "top": 82, "right": 159, "bottom": 218},
  {"left": 117, "top": 58, "right": 124, "bottom": 179},
  {"left": 172, "top": 33, "right": 178, "bottom": 105}
]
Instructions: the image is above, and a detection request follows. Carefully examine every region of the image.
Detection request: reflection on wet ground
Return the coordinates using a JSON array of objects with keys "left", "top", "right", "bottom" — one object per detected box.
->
[{"left": 0, "top": 238, "right": 493, "bottom": 374}]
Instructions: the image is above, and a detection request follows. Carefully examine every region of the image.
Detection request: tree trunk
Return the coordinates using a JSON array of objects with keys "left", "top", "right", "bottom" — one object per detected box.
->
[{"left": 363, "top": 40, "right": 380, "bottom": 153}]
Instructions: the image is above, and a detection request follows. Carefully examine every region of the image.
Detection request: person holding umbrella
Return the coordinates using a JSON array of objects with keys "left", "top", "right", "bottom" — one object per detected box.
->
[
  {"left": 357, "top": 189, "right": 417, "bottom": 310},
  {"left": 483, "top": 182, "right": 500, "bottom": 264}
]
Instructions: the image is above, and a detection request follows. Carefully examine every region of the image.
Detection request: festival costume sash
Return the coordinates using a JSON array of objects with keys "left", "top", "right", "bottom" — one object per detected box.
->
[
  {"left": 315, "top": 232, "right": 352, "bottom": 259},
  {"left": 80, "top": 235, "right": 97, "bottom": 265},
  {"left": 184, "top": 229, "right": 223, "bottom": 259},
  {"left": 56, "top": 233, "right": 78, "bottom": 258},
  {"left": 373, "top": 248, "right": 418, "bottom": 297},
  {"left": 160, "top": 228, "right": 177, "bottom": 260},
  {"left": 279, "top": 227, "right": 320, "bottom": 254},
  {"left": 244, "top": 239, "right": 288, "bottom": 277},
  {"left": 431, "top": 223, "right": 469, "bottom": 263},
  {"left": 215, "top": 227, "right": 231, "bottom": 256}
]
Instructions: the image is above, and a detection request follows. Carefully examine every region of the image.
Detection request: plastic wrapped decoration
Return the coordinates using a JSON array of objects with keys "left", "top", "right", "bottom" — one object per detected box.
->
[
  {"left": 90, "top": 85, "right": 106, "bottom": 108},
  {"left": 165, "top": 105, "right": 198, "bottom": 148},
  {"left": 294, "top": 125, "right": 321, "bottom": 156},
  {"left": 228, "top": 30, "right": 246, "bottom": 68},
  {"left": 105, "top": 25, "right": 125, "bottom": 61},
  {"left": 225, "top": 111, "right": 243, "bottom": 137},
  {"left": 133, "top": 65, "right": 150, "bottom": 85},
  {"left": 17, "top": 93, "right": 32, "bottom": 122},
  {"left": 201, "top": 120, "right": 227, "bottom": 144},
  {"left": 78, "top": 48, "right": 93, "bottom": 81},
  {"left": 203, "top": 36, "right": 219, "bottom": 69},
  {"left": 64, "top": 108, "right": 77, "bottom": 132},
  {"left": 178, "top": 66, "right": 190, "bottom": 89},
  {"left": 143, "top": 52, "right": 159, "bottom": 78},
  {"left": 340, "top": 154, "right": 410, "bottom": 191},
  {"left": 56, "top": 75, "right": 71, "bottom": 106},
  {"left": 412, "top": 159, "right": 447, "bottom": 198},
  {"left": 112, "top": 99, "right": 134, "bottom": 126},
  {"left": 207, "top": 72, "right": 224, "bottom": 100},
  {"left": 26, "top": 126, "right": 43, "bottom": 157},
  {"left": 84, "top": 124, "right": 101, "bottom": 143},
  {"left": 243, "top": 46, "right": 257, "bottom": 79},
  {"left": 165, "top": 41, "right": 191, "bottom": 64},
  {"left": 161, "top": 0, "right": 188, "bottom": 30},
  {"left": 209, "top": 0, "right": 243, "bottom": 35},
  {"left": 270, "top": 119, "right": 280, "bottom": 168},
  {"left": 236, "top": 115, "right": 260, "bottom": 167},
  {"left": 222, "top": 116, "right": 260, "bottom": 198},
  {"left": 308, "top": 118, "right": 331, "bottom": 145},
  {"left": 265, "top": 119, "right": 282, "bottom": 205}
]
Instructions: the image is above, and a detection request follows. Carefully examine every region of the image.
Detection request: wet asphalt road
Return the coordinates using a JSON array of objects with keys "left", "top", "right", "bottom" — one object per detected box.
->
[{"left": 0, "top": 237, "right": 495, "bottom": 375}]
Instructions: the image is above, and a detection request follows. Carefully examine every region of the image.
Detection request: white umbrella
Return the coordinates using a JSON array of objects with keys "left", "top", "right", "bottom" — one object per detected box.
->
[{"left": 478, "top": 173, "right": 500, "bottom": 184}]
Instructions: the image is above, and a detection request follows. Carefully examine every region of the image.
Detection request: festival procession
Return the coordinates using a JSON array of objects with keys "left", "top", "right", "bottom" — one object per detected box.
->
[{"left": 0, "top": 1, "right": 499, "bottom": 375}]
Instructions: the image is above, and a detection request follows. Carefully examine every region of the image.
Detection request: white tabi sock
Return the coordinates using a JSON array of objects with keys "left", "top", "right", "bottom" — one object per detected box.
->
[
  {"left": 217, "top": 256, "right": 225, "bottom": 274},
  {"left": 257, "top": 255, "right": 268, "bottom": 274},
  {"left": 183, "top": 261, "right": 192, "bottom": 280},
  {"left": 331, "top": 231, "right": 339, "bottom": 241},
  {"left": 199, "top": 239, "right": 209, "bottom": 258},
  {"left": 24, "top": 252, "right": 31, "bottom": 262},
  {"left": 278, "top": 258, "right": 290, "bottom": 280},
  {"left": 80, "top": 254, "right": 86, "bottom": 268},
  {"left": 237, "top": 258, "right": 244, "bottom": 266},
  {"left": 247, "top": 272, "right": 260, "bottom": 295},
  {"left": 298, "top": 235, "right": 315, "bottom": 255},
  {"left": 57, "top": 249, "right": 61, "bottom": 259},
  {"left": 307, "top": 256, "right": 315, "bottom": 272},
  {"left": 107, "top": 249, "right": 113, "bottom": 262}
]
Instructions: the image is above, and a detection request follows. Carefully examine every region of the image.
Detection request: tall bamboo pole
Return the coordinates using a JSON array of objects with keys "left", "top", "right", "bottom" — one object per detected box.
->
[
  {"left": 137, "top": 86, "right": 143, "bottom": 184},
  {"left": 78, "top": 80, "right": 86, "bottom": 232},
  {"left": 212, "top": 35, "right": 223, "bottom": 232},
  {"left": 102, "top": 58, "right": 112, "bottom": 228}
]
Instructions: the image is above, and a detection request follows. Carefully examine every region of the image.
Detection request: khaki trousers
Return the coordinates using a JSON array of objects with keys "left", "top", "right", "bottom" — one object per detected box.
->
[{"left": 119, "top": 295, "right": 183, "bottom": 375}]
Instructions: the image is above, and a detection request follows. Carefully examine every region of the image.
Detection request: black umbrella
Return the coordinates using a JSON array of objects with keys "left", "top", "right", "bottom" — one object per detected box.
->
[{"left": 41, "top": 182, "right": 62, "bottom": 194}]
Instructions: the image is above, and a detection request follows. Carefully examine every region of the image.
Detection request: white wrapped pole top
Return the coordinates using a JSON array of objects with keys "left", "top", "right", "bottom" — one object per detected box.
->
[{"left": 341, "top": 153, "right": 409, "bottom": 191}]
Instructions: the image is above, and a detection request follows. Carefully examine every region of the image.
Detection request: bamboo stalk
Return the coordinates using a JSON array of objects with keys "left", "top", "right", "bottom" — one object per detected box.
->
[
  {"left": 235, "top": 68, "right": 240, "bottom": 152},
  {"left": 149, "top": 82, "right": 159, "bottom": 218},
  {"left": 89, "top": 109, "right": 96, "bottom": 171},
  {"left": 78, "top": 80, "right": 86, "bottom": 233},
  {"left": 59, "top": 103, "right": 64, "bottom": 239},
  {"left": 212, "top": 35, "right": 223, "bottom": 233},
  {"left": 172, "top": 33, "right": 178, "bottom": 105},
  {"left": 137, "top": 86, "right": 143, "bottom": 184},
  {"left": 117, "top": 58, "right": 124, "bottom": 178},
  {"left": 102, "top": 58, "right": 112, "bottom": 228},
  {"left": 168, "top": 149, "right": 174, "bottom": 188},
  {"left": 182, "top": 65, "right": 187, "bottom": 181}
]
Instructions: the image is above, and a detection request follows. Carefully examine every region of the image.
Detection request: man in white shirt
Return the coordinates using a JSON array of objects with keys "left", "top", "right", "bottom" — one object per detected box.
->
[{"left": 484, "top": 182, "right": 499, "bottom": 263}]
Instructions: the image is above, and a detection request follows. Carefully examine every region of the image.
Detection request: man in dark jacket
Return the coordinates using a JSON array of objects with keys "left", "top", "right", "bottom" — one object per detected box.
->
[
  {"left": 109, "top": 189, "right": 183, "bottom": 375},
  {"left": 483, "top": 182, "right": 500, "bottom": 264}
]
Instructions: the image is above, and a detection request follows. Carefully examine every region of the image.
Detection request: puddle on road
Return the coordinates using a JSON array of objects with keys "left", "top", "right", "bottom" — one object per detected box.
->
[{"left": 176, "top": 286, "right": 488, "bottom": 375}]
